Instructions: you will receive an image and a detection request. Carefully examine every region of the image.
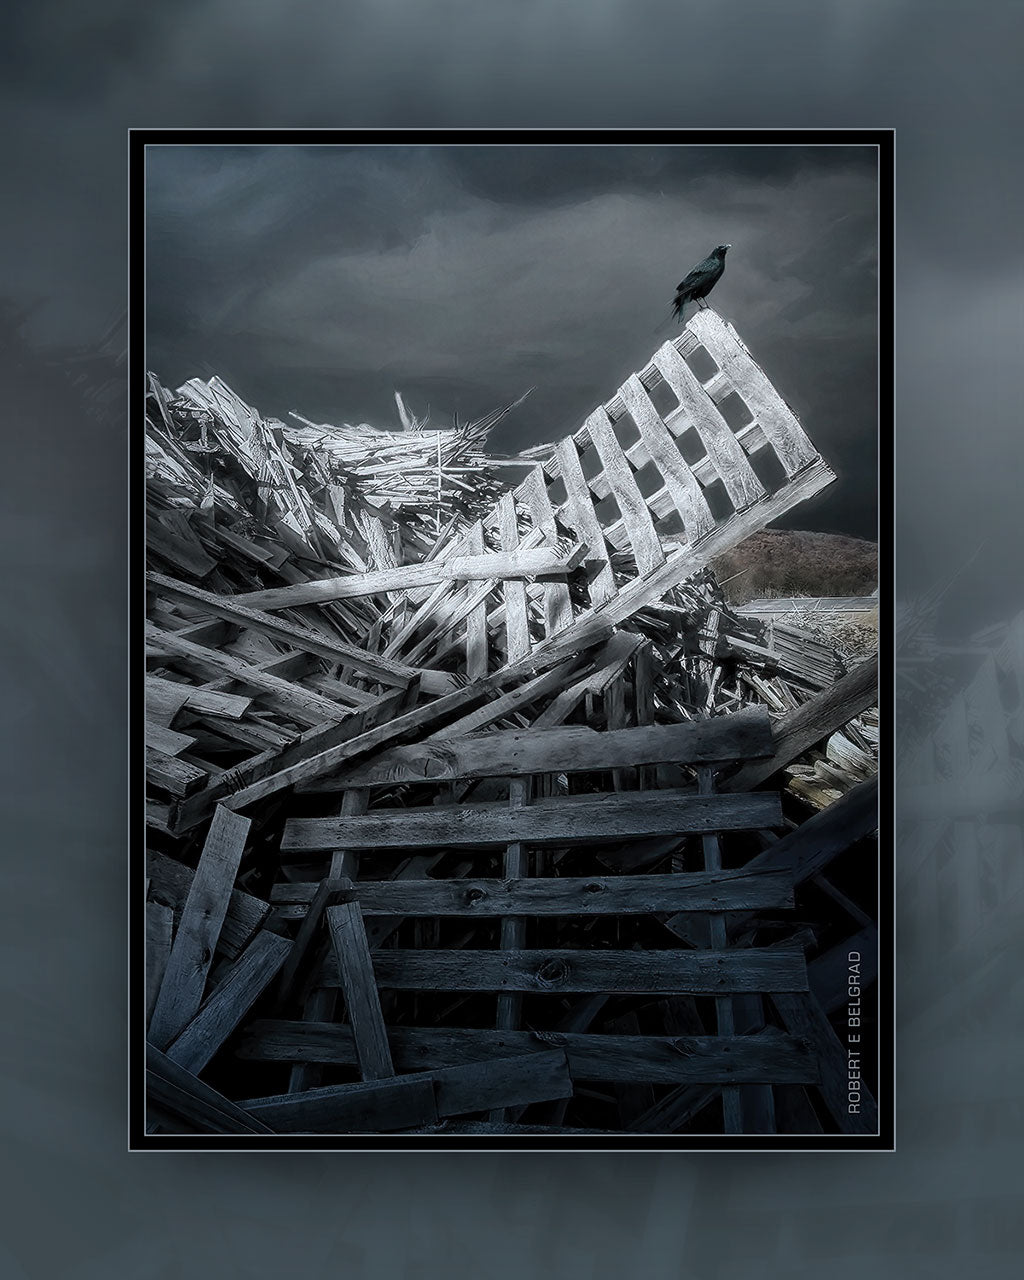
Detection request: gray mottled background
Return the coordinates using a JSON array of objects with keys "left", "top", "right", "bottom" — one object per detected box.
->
[{"left": 3, "top": 2, "right": 1023, "bottom": 1278}]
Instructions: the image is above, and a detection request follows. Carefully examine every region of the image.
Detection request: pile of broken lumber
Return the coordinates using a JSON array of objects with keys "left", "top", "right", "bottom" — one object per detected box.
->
[{"left": 143, "top": 309, "right": 880, "bottom": 1140}]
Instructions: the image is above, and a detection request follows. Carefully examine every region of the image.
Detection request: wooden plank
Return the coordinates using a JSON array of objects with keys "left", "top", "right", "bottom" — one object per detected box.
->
[
  {"left": 147, "top": 673, "right": 252, "bottom": 721},
  {"left": 432, "top": 1050, "right": 573, "bottom": 1117},
  {"left": 429, "top": 659, "right": 581, "bottom": 741},
  {"left": 772, "top": 992, "right": 879, "bottom": 1135},
  {"left": 287, "top": 790, "right": 371, "bottom": 1095},
  {"left": 326, "top": 899, "right": 394, "bottom": 1081},
  {"left": 396, "top": 528, "right": 559, "bottom": 670},
  {"left": 618, "top": 373, "right": 715, "bottom": 542},
  {"left": 146, "top": 621, "right": 352, "bottom": 727},
  {"left": 203, "top": 632, "right": 611, "bottom": 814},
  {"left": 304, "top": 868, "right": 792, "bottom": 917},
  {"left": 519, "top": 465, "right": 573, "bottom": 637},
  {"left": 147, "top": 514, "right": 217, "bottom": 578},
  {"left": 727, "top": 655, "right": 878, "bottom": 790},
  {"left": 164, "top": 930, "right": 292, "bottom": 1074},
  {"left": 242, "top": 1076, "right": 438, "bottom": 1133},
  {"left": 498, "top": 490, "right": 531, "bottom": 662},
  {"left": 239, "top": 1021, "right": 817, "bottom": 1085},
  {"left": 282, "top": 788, "right": 783, "bottom": 854},
  {"left": 585, "top": 406, "right": 665, "bottom": 575},
  {"left": 399, "top": 577, "right": 498, "bottom": 667},
  {"left": 149, "top": 571, "right": 415, "bottom": 688},
  {"left": 624, "top": 1025, "right": 795, "bottom": 1134},
  {"left": 274, "top": 878, "right": 349, "bottom": 1011},
  {"left": 145, "top": 901, "right": 174, "bottom": 1029},
  {"left": 743, "top": 776, "right": 879, "bottom": 882},
  {"left": 145, "top": 674, "right": 192, "bottom": 725},
  {"left": 688, "top": 310, "right": 819, "bottom": 476},
  {"left": 172, "top": 686, "right": 407, "bottom": 832},
  {"left": 652, "top": 342, "right": 766, "bottom": 510},
  {"left": 531, "top": 632, "right": 642, "bottom": 728},
  {"left": 464, "top": 520, "right": 489, "bottom": 680},
  {"left": 147, "top": 805, "right": 251, "bottom": 1049},
  {"left": 146, "top": 747, "right": 207, "bottom": 797},
  {"left": 145, "top": 848, "right": 270, "bottom": 961},
  {"left": 526, "top": 459, "right": 836, "bottom": 664},
  {"left": 299, "top": 694, "right": 773, "bottom": 791},
  {"left": 320, "top": 945, "right": 807, "bottom": 994},
  {"left": 241, "top": 1052, "right": 572, "bottom": 1132},
  {"left": 226, "top": 545, "right": 577, "bottom": 610},
  {"left": 551, "top": 437, "right": 617, "bottom": 606},
  {"left": 146, "top": 721, "right": 197, "bottom": 757},
  {"left": 146, "top": 1045, "right": 274, "bottom": 1136},
  {"left": 381, "top": 540, "right": 477, "bottom": 659}
]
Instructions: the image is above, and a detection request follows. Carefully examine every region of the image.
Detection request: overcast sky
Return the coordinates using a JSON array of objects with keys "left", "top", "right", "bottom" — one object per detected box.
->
[{"left": 145, "top": 142, "right": 879, "bottom": 540}]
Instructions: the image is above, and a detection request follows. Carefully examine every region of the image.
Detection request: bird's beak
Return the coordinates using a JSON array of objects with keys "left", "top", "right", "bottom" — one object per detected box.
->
[{"left": 725, "top": 244, "right": 732, "bottom": 249}]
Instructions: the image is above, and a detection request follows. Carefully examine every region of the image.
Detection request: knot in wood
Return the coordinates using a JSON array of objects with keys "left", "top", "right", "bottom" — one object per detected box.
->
[
  {"left": 582, "top": 881, "right": 604, "bottom": 894},
  {"left": 464, "top": 886, "right": 487, "bottom": 906},
  {"left": 535, "top": 958, "right": 570, "bottom": 988}
]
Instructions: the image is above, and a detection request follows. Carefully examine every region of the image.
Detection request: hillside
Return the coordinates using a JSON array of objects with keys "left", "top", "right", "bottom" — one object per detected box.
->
[{"left": 712, "top": 529, "right": 878, "bottom": 605}]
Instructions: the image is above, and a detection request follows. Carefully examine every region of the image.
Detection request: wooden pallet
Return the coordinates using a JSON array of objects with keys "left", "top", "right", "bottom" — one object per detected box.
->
[
  {"left": 143, "top": 710, "right": 866, "bottom": 1137},
  {"left": 223, "top": 311, "right": 836, "bottom": 677}
]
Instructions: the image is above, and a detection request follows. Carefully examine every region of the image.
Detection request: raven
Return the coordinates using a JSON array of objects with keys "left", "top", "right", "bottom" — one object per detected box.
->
[{"left": 672, "top": 244, "right": 731, "bottom": 322}]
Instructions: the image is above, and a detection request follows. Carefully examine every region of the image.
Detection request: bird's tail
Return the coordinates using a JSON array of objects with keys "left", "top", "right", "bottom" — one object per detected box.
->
[{"left": 651, "top": 307, "right": 678, "bottom": 337}]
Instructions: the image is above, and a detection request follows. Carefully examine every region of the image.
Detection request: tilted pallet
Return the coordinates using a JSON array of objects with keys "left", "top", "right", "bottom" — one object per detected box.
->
[
  {"left": 216, "top": 710, "right": 876, "bottom": 1137},
  {"left": 226, "top": 311, "right": 836, "bottom": 678}
]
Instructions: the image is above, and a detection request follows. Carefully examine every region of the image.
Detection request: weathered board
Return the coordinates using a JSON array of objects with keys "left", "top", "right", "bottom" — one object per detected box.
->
[
  {"left": 281, "top": 789, "right": 784, "bottom": 853},
  {"left": 273, "top": 868, "right": 792, "bottom": 918},
  {"left": 148, "top": 806, "right": 252, "bottom": 1049},
  {"left": 297, "top": 708, "right": 774, "bottom": 790},
  {"left": 238, "top": 1021, "right": 819, "bottom": 1086},
  {"left": 318, "top": 946, "right": 809, "bottom": 995}
]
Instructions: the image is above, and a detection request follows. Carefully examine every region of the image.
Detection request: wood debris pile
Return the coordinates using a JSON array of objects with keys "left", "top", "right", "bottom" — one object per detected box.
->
[{"left": 143, "top": 310, "right": 880, "bottom": 1140}]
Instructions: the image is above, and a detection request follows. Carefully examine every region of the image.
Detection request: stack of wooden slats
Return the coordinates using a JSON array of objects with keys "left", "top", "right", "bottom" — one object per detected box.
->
[{"left": 143, "top": 309, "right": 880, "bottom": 1139}]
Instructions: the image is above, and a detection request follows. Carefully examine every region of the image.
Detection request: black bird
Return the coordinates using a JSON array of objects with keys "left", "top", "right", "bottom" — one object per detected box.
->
[{"left": 672, "top": 244, "right": 731, "bottom": 322}]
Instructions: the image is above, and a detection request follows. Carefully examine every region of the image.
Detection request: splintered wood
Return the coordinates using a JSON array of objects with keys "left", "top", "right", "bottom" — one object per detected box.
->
[{"left": 143, "top": 308, "right": 879, "bottom": 1140}]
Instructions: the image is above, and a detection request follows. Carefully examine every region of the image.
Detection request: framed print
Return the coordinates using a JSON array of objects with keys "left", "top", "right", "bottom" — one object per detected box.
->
[{"left": 132, "top": 129, "right": 891, "bottom": 1150}]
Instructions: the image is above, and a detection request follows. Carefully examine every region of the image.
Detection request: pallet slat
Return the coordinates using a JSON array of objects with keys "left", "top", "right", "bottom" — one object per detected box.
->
[
  {"left": 653, "top": 342, "right": 766, "bottom": 511},
  {"left": 299, "top": 709, "right": 774, "bottom": 790},
  {"left": 688, "top": 310, "right": 820, "bottom": 476},
  {"left": 165, "top": 929, "right": 292, "bottom": 1074},
  {"left": 326, "top": 899, "right": 395, "bottom": 1080},
  {"left": 148, "top": 805, "right": 251, "bottom": 1049},
  {"left": 241, "top": 1050, "right": 573, "bottom": 1132},
  {"left": 585, "top": 406, "right": 665, "bottom": 575},
  {"left": 519, "top": 465, "right": 573, "bottom": 637},
  {"left": 319, "top": 946, "right": 808, "bottom": 994},
  {"left": 274, "top": 868, "right": 792, "bottom": 917},
  {"left": 618, "top": 373, "right": 716, "bottom": 542},
  {"left": 281, "top": 788, "right": 784, "bottom": 853},
  {"left": 552, "top": 437, "right": 618, "bottom": 607},
  {"left": 238, "top": 1021, "right": 819, "bottom": 1085}
]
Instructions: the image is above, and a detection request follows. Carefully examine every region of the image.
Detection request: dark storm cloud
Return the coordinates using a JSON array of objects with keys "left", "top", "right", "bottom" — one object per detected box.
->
[{"left": 145, "top": 144, "right": 879, "bottom": 537}]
